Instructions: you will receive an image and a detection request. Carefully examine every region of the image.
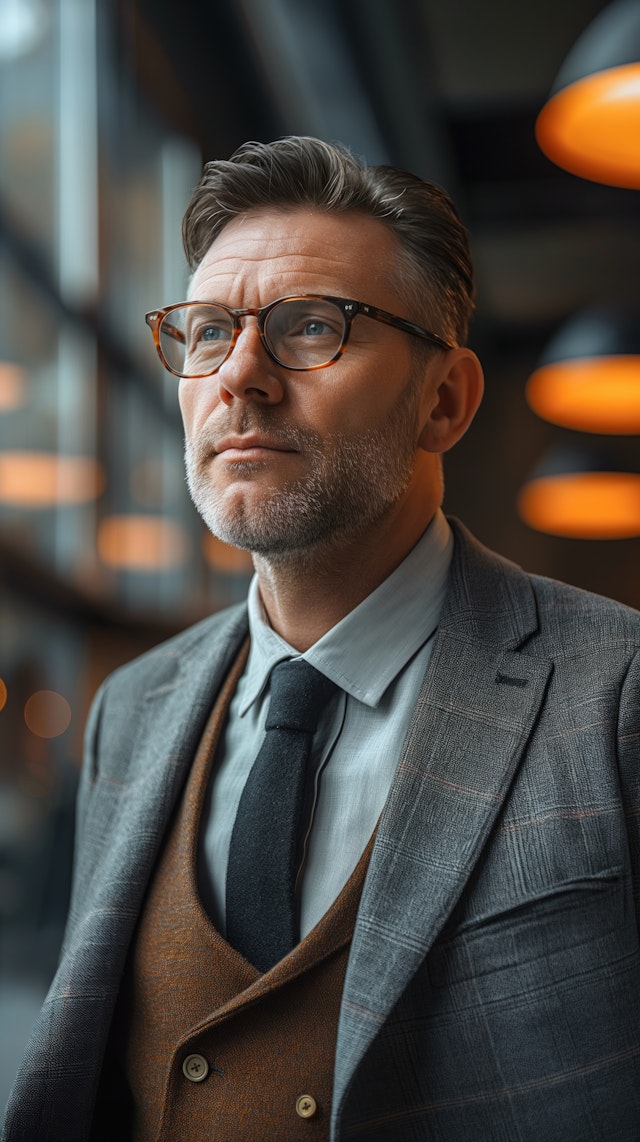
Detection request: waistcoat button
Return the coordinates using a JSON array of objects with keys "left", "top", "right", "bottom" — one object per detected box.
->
[
  {"left": 296, "top": 1094, "right": 318, "bottom": 1119},
  {"left": 182, "top": 1053, "right": 209, "bottom": 1082}
]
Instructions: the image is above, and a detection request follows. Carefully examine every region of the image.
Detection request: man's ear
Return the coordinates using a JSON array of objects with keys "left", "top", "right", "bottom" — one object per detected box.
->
[{"left": 418, "top": 348, "right": 484, "bottom": 454}]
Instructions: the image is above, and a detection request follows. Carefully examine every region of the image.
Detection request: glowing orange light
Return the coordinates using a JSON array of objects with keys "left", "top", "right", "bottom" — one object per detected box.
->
[
  {"left": 203, "top": 532, "right": 254, "bottom": 574},
  {"left": 0, "top": 452, "right": 104, "bottom": 506},
  {"left": 97, "top": 514, "right": 190, "bottom": 570},
  {"left": 536, "top": 63, "right": 640, "bottom": 189},
  {"left": 526, "top": 356, "right": 640, "bottom": 433},
  {"left": 518, "top": 471, "right": 640, "bottom": 538},
  {"left": 0, "top": 363, "right": 27, "bottom": 411},
  {"left": 24, "top": 690, "right": 72, "bottom": 738},
  {"left": 0, "top": 678, "right": 7, "bottom": 712}
]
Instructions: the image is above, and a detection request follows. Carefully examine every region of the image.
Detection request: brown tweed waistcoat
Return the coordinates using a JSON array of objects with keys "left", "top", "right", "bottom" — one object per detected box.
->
[{"left": 119, "top": 643, "right": 374, "bottom": 1142}]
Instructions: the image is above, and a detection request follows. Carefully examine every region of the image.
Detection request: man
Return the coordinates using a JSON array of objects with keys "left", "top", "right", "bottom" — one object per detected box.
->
[{"left": 4, "top": 136, "right": 640, "bottom": 1141}]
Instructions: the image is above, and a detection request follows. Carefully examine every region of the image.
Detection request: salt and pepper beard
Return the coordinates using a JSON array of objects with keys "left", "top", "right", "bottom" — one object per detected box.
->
[{"left": 184, "top": 369, "right": 427, "bottom": 560}]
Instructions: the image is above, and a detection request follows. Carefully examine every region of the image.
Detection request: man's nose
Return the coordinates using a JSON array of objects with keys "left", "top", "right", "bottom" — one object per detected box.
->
[{"left": 216, "top": 323, "right": 285, "bottom": 407}]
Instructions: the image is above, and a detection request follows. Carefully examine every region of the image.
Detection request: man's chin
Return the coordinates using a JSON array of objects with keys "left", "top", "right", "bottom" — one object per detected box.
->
[
  {"left": 195, "top": 496, "right": 334, "bottom": 559},
  {"left": 193, "top": 499, "right": 289, "bottom": 555}
]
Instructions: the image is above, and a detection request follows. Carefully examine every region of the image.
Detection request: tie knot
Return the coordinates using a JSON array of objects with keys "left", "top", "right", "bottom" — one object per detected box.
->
[{"left": 266, "top": 659, "right": 337, "bottom": 734}]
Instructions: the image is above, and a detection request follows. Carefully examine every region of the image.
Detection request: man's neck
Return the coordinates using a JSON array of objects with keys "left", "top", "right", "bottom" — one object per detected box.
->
[{"left": 253, "top": 498, "right": 440, "bottom": 652}]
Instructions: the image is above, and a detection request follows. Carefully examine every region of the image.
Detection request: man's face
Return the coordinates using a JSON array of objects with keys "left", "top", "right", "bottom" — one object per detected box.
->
[{"left": 180, "top": 208, "right": 439, "bottom": 559}]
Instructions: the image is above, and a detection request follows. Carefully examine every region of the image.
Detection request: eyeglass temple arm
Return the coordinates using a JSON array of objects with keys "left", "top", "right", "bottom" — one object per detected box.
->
[
  {"left": 145, "top": 312, "right": 186, "bottom": 345},
  {"left": 358, "top": 302, "right": 454, "bottom": 352},
  {"left": 160, "top": 321, "right": 186, "bottom": 345}
]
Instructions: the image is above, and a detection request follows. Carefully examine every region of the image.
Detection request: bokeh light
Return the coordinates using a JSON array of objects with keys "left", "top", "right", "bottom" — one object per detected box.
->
[
  {"left": 0, "top": 362, "right": 27, "bottom": 410},
  {"left": 24, "top": 690, "right": 72, "bottom": 738},
  {"left": 0, "top": 452, "right": 104, "bottom": 506},
  {"left": 97, "top": 514, "right": 190, "bottom": 571}
]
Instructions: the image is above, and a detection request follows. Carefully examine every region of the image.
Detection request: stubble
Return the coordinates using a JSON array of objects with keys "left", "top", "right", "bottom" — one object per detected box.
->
[{"left": 184, "top": 369, "right": 426, "bottom": 561}]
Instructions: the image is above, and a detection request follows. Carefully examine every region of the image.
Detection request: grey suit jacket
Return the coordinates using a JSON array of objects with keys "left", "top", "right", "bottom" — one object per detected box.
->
[{"left": 4, "top": 522, "right": 640, "bottom": 1141}]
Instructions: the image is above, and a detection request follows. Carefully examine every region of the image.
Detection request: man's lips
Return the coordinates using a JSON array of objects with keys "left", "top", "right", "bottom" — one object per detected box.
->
[{"left": 213, "top": 434, "right": 298, "bottom": 460}]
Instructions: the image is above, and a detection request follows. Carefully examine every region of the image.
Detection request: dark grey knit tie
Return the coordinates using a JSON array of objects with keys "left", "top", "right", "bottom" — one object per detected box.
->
[{"left": 225, "top": 658, "right": 337, "bottom": 972}]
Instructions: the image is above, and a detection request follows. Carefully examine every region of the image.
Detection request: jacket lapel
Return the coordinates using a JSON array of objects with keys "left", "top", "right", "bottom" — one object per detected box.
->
[
  {"left": 67, "top": 605, "right": 251, "bottom": 954},
  {"left": 332, "top": 523, "right": 553, "bottom": 1128}
]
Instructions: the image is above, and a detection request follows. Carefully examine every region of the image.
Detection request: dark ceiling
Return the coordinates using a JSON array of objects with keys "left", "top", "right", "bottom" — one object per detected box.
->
[
  {"left": 123, "top": 0, "right": 640, "bottom": 607},
  {"left": 126, "top": 0, "right": 640, "bottom": 329}
]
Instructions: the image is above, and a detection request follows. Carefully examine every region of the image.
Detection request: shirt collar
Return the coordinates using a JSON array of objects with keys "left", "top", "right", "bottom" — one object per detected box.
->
[{"left": 240, "top": 509, "right": 453, "bottom": 713}]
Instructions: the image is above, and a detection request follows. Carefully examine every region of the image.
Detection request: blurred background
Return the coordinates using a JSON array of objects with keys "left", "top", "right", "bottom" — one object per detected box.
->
[{"left": 1, "top": 0, "right": 639, "bottom": 1110}]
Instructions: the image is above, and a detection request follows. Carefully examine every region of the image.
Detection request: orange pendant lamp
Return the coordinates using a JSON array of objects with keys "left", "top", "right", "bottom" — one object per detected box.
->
[
  {"left": 518, "top": 447, "right": 640, "bottom": 539},
  {"left": 536, "top": 0, "right": 640, "bottom": 189},
  {"left": 526, "top": 306, "right": 640, "bottom": 434}
]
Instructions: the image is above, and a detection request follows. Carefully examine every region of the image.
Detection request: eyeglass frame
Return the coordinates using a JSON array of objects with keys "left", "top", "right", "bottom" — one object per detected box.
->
[{"left": 144, "top": 294, "right": 455, "bottom": 379}]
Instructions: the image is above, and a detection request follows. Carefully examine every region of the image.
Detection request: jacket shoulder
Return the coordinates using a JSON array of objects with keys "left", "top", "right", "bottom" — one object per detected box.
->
[
  {"left": 99, "top": 602, "right": 248, "bottom": 700},
  {"left": 448, "top": 518, "right": 640, "bottom": 655},
  {"left": 528, "top": 570, "right": 640, "bottom": 653}
]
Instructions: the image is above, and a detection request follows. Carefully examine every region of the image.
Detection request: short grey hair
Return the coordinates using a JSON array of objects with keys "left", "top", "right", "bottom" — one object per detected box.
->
[{"left": 183, "top": 136, "right": 475, "bottom": 347}]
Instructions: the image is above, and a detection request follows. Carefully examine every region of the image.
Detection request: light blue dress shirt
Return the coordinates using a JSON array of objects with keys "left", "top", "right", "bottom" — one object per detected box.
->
[{"left": 198, "top": 509, "right": 453, "bottom": 939}]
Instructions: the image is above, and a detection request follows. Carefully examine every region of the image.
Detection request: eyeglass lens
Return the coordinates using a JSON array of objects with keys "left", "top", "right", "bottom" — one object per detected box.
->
[{"left": 159, "top": 298, "right": 347, "bottom": 376}]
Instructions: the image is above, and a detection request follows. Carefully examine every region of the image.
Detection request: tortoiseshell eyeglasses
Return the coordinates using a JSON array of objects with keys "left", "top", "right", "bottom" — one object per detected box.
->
[{"left": 145, "top": 294, "right": 454, "bottom": 378}]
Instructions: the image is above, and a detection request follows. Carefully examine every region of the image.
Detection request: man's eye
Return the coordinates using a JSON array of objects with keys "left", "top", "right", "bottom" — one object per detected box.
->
[
  {"left": 287, "top": 315, "right": 339, "bottom": 339},
  {"left": 301, "top": 319, "right": 331, "bottom": 337},
  {"left": 201, "top": 325, "right": 228, "bottom": 343}
]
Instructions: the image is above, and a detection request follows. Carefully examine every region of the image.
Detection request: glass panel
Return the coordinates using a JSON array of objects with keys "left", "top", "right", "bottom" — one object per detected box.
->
[{"left": 0, "top": 0, "right": 57, "bottom": 256}]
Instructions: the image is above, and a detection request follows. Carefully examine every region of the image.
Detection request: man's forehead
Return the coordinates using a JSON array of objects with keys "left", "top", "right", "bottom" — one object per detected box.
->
[{"left": 188, "top": 207, "right": 400, "bottom": 301}]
